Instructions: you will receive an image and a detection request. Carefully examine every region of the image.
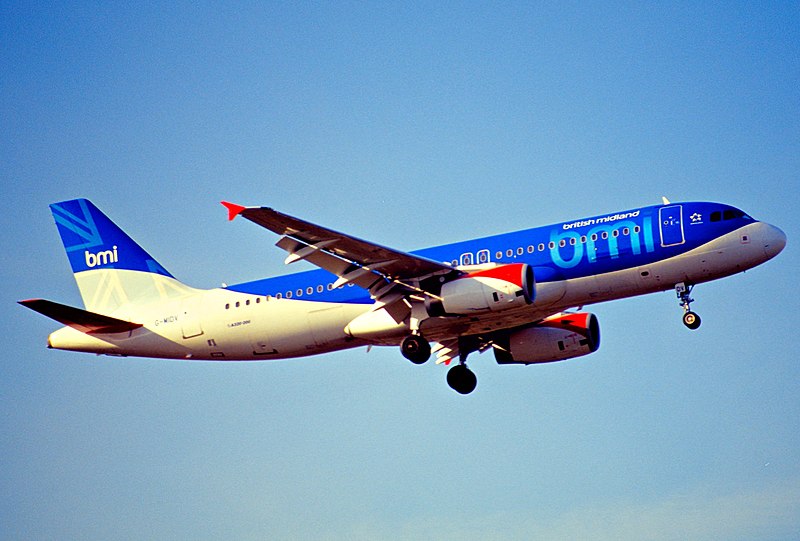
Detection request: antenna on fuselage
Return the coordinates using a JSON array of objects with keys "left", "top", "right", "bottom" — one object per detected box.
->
[{"left": 661, "top": 196, "right": 671, "bottom": 205}]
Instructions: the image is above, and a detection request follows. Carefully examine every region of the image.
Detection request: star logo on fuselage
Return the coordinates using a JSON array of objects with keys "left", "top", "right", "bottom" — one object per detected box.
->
[{"left": 690, "top": 213, "right": 703, "bottom": 224}]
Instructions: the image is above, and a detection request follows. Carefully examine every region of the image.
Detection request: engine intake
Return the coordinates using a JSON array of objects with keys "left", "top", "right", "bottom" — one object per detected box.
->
[
  {"left": 494, "top": 312, "right": 600, "bottom": 365},
  {"left": 427, "top": 263, "right": 534, "bottom": 316}
]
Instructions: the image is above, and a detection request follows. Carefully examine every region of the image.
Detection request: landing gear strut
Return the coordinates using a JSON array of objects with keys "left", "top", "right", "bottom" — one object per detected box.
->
[
  {"left": 401, "top": 334, "right": 431, "bottom": 364},
  {"left": 676, "top": 282, "right": 701, "bottom": 330},
  {"left": 445, "top": 339, "right": 478, "bottom": 394}
]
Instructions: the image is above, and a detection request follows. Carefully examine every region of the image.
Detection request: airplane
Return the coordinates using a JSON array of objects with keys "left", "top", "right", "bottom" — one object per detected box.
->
[{"left": 19, "top": 197, "right": 786, "bottom": 394}]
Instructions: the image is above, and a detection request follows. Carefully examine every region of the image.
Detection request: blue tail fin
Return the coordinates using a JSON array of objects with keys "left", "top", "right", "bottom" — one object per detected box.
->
[
  {"left": 50, "top": 198, "right": 173, "bottom": 277},
  {"left": 50, "top": 199, "right": 191, "bottom": 312}
]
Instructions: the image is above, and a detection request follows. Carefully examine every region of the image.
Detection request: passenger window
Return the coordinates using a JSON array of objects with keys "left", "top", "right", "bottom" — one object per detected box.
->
[
  {"left": 612, "top": 230, "right": 619, "bottom": 238},
  {"left": 235, "top": 301, "right": 240, "bottom": 308},
  {"left": 548, "top": 241, "right": 555, "bottom": 249},
  {"left": 495, "top": 251, "right": 503, "bottom": 260},
  {"left": 286, "top": 291, "right": 292, "bottom": 299},
  {"left": 623, "top": 227, "right": 629, "bottom": 236},
  {"left": 569, "top": 238, "right": 576, "bottom": 246},
  {"left": 460, "top": 253, "right": 473, "bottom": 266},
  {"left": 538, "top": 243, "right": 545, "bottom": 251},
  {"left": 246, "top": 299, "right": 250, "bottom": 306},
  {"left": 591, "top": 234, "right": 598, "bottom": 241},
  {"left": 516, "top": 247, "right": 524, "bottom": 255},
  {"left": 317, "top": 285, "right": 324, "bottom": 293},
  {"left": 296, "top": 289, "right": 303, "bottom": 297},
  {"left": 634, "top": 226, "right": 640, "bottom": 233},
  {"left": 527, "top": 245, "right": 534, "bottom": 253},
  {"left": 225, "top": 303, "right": 230, "bottom": 310},
  {"left": 327, "top": 283, "right": 333, "bottom": 291},
  {"left": 602, "top": 232, "right": 608, "bottom": 240},
  {"left": 580, "top": 236, "right": 586, "bottom": 243},
  {"left": 276, "top": 293, "right": 282, "bottom": 299},
  {"left": 559, "top": 240, "right": 566, "bottom": 248},
  {"left": 506, "top": 249, "right": 513, "bottom": 257}
]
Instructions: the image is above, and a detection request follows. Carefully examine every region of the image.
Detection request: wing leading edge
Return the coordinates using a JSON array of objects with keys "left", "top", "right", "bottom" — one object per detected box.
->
[{"left": 221, "top": 202, "right": 461, "bottom": 301}]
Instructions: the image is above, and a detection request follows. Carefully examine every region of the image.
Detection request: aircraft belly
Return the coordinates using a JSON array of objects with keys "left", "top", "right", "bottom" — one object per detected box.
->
[
  {"left": 211, "top": 300, "right": 369, "bottom": 360},
  {"left": 308, "top": 306, "right": 350, "bottom": 347}
]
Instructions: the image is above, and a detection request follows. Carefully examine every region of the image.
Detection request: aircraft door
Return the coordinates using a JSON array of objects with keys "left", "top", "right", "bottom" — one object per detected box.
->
[
  {"left": 180, "top": 296, "right": 204, "bottom": 339},
  {"left": 659, "top": 205, "right": 685, "bottom": 247}
]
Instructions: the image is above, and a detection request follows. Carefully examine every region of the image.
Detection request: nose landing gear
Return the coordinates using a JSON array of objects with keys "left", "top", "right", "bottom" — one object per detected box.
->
[{"left": 676, "top": 282, "right": 701, "bottom": 330}]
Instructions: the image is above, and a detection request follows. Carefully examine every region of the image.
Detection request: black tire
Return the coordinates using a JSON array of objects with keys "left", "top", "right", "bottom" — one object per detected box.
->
[
  {"left": 447, "top": 364, "right": 477, "bottom": 395},
  {"left": 401, "top": 334, "right": 431, "bottom": 364},
  {"left": 683, "top": 311, "right": 701, "bottom": 330}
]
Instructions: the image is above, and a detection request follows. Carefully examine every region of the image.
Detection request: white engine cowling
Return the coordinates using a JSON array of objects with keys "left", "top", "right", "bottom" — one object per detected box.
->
[
  {"left": 494, "top": 312, "right": 600, "bottom": 365},
  {"left": 428, "top": 263, "right": 534, "bottom": 316}
]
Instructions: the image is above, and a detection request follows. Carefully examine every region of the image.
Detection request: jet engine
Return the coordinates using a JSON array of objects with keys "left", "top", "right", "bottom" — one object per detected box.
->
[
  {"left": 494, "top": 312, "right": 600, "bottom": 365},
  {"left": 427, "top": 263, "right": 535, "bottom": 316}
]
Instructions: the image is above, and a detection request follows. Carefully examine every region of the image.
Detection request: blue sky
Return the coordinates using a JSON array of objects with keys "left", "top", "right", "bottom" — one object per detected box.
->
[{"left": 2, "top": 2, "right": 799, "bottom": 540}]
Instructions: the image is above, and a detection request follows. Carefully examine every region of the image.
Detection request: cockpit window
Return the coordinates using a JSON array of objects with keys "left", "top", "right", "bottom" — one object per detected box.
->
[
  {"left": 724, "top": 209, "right": 746, "bottom": 221},
  {"left": 712, "top": 208, "right": 749, "bottom": 222}
]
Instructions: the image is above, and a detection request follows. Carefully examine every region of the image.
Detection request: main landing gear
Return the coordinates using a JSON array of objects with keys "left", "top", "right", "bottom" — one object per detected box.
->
[
  {"left": 447, "top": 363, "right": 477, "bottom": 395},
  {"left": 401, "top": 334, "right": 431, "bottom": 364},
  {"left": 400, "top": 333, "right": 478, "bottom": 394},
  {"left": 675, "top": 282, "right": 701, "bottom": 330}
]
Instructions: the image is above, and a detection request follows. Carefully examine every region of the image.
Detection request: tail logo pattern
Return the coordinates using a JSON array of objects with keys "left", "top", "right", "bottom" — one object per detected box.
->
[
  {"left": 50, "top": 198, "right": 173, "bottom": 278},
  {"left": 51, "top": 199, "right": 104, "bottom": 253},
  {"left": 85, "top": 246, "right": 119, "bottom": 268}
]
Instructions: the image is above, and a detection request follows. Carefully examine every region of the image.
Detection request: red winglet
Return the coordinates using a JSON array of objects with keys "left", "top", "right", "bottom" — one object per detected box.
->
[{"left": 221, "top": 201, "right": 247, "bottom": 221}]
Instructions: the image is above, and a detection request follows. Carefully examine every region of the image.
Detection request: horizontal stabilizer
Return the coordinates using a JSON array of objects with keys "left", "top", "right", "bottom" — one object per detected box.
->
[{"left": 18, "top": 299, "right": 143, "bottom": 334}]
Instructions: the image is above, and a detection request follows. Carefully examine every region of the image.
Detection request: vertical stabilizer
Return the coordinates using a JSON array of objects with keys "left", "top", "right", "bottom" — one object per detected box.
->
[{"left": 50, "top": 199, "right": 194, "bottom": 313}]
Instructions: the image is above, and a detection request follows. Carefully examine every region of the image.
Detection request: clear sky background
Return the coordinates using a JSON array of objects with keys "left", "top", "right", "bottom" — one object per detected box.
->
[{"left": 2, "top": 2, "right": 799, "bottom": 540}]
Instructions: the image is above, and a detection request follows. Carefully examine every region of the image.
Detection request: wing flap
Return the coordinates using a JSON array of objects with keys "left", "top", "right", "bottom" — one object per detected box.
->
[{"left": 19, "top": 299, "right": 143, "bottom": 334}]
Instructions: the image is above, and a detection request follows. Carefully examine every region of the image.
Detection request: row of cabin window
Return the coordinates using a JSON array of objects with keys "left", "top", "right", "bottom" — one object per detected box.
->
[
  {"left": 449, "top": 226, "right": 642, "bottom": 266},
  {"left": 224, "top": 282, "right": 355, "bottom": 309}
]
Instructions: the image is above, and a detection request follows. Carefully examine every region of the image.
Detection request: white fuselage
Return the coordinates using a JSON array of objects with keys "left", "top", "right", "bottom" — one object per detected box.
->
[{"left": 47, "top": 221, "right": 782, "bottom": 360}]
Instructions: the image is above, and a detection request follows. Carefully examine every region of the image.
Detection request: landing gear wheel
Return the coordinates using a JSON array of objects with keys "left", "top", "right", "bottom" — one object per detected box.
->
[
  {"left": 447, "top": 364, "right": 477, "bottom": 395},
  {"left": 676, "top": 283, "right": 701, "bottom": 331},
  {"left": 682, "top": 311, "right": 701, "bottom": 330},
  {"left": 401, "top": 334, "right": 431, "bottom": 364}
]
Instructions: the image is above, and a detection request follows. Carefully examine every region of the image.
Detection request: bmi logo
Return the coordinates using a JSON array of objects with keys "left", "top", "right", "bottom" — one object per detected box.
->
[{"left": 85, "top": 246, "right": 118, "bottom": 268}]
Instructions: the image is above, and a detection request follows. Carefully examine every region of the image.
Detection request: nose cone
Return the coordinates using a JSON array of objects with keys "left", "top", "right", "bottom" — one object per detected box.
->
[{"left": 762, "top": 223, "right": 787, "bottom": 259}]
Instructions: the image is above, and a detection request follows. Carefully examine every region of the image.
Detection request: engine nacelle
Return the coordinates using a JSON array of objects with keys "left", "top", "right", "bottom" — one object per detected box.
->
[
  {"left": 494, "top": 312, "right": 600, "bottom": 365},
  {"left": 427, "top": 263, "right": 534, "bottom": 316}
]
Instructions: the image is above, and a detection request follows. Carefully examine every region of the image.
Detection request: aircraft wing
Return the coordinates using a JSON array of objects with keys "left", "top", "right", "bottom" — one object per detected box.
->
[{"left": 222, "top": 202, "right": 460, "bottom": 298}]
